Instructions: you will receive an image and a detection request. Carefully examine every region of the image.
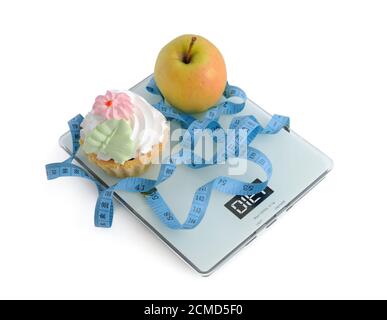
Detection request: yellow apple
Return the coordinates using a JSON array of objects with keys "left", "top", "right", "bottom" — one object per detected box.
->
[{"left": 154, "top": 34, "right": 227, "bottom": 113}]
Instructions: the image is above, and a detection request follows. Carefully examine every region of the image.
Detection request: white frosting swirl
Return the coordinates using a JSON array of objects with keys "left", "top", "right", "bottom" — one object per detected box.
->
[{"left": 81, "top": 90, "right": 168, "bottom": 161}]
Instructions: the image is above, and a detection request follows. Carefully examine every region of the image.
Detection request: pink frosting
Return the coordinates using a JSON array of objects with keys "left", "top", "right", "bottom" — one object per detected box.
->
[{"left": 92, "top": 91, "right": 133, "bottom": 120}]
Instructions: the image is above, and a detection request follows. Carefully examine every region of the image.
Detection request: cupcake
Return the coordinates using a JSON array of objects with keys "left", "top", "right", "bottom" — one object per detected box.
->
[{"left": 80, "top": 90, "right": 168, "bottom": 178}]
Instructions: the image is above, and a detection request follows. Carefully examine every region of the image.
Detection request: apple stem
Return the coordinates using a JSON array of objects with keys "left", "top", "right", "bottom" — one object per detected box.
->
[{"left": 183, "top": 36, "right": 197, "bottom": 64}]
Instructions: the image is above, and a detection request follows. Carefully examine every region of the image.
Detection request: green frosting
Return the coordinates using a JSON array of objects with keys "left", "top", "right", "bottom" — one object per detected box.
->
[{"left": 83, "top": 119, "right": 135, "bottom": 164}]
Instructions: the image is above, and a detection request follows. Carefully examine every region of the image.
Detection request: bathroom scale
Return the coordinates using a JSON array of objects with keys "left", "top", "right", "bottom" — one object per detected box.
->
[{"left": 59, "top": 75, "right": 333, "bottom": 276}]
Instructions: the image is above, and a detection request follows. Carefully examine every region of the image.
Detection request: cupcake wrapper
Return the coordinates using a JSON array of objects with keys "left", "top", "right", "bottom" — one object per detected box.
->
[{"left": 86, "top": 152, "right": 152, "bottom": 178}]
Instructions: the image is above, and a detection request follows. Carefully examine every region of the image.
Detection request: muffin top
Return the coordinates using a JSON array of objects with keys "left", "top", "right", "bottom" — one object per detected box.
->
[{"left": 81, "top": 90, "right": 168, "bottom": 164}]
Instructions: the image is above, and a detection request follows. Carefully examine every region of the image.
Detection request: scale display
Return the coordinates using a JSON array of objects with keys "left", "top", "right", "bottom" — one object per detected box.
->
[{"left": 224, "top": 179, "right": 274, "bottom": 219}]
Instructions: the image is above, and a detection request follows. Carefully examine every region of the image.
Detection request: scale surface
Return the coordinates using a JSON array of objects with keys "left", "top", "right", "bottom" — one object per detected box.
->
[{"left": 59, "top": 75, "right": 333, "bottom": 276}]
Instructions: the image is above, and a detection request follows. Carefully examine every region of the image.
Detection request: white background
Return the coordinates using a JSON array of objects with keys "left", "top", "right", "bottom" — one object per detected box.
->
[{"left": 1, "top": 0, "right": 386, "bottom": 300}]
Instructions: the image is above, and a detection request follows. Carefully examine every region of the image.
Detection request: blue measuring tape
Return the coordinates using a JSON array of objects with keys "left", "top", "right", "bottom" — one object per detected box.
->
[{"left": 46, "top": 78, "right": 289, "bottom": 229}]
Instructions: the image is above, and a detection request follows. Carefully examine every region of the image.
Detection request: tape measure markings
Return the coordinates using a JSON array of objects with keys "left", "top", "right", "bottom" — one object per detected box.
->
[{"left": 46, "top": 78, "right": 289, "bottom": 230}]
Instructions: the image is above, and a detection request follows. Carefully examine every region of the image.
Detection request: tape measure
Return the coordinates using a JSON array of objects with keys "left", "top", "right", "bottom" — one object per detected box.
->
[{"left": 46, "top": 78, "right": 289, "bottom": 229}]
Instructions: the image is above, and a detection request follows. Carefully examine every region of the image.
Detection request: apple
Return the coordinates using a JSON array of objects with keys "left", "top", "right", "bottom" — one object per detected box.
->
[{"left": 154, "top": 34, "right": 227, "bottom": 113}]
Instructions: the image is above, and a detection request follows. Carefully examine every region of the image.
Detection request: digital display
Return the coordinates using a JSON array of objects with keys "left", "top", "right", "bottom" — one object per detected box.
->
[{"left": 224, "top": 179, "right": 274, "bottom": 219}]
